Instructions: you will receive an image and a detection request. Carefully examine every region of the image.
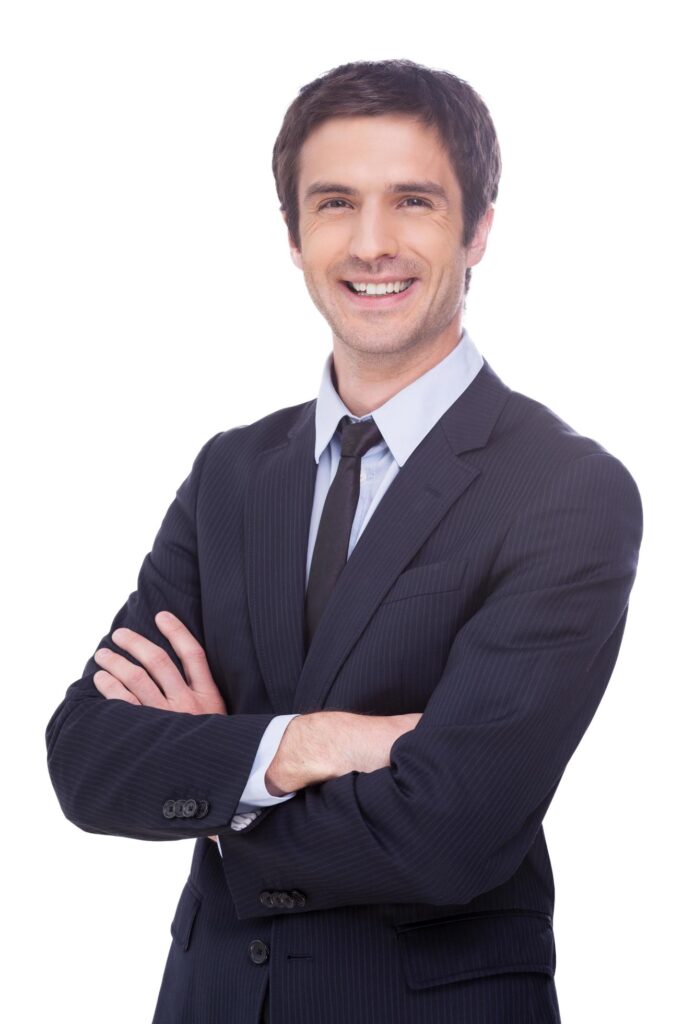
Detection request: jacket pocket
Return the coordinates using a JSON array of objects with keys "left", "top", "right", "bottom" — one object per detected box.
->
[
  {"left": 395, "top": 909, "right": 556, "bottom": 990},
  {"left": 170, "top": 879, "right": 202, "bottom": 952},
  {"left": 381, "top": 559, "right": 468, "bottom": 605}
]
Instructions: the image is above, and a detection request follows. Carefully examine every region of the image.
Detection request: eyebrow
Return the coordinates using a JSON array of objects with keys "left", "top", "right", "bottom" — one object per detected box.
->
[{"left": 303, "top": 180, "right": 449, "bottom": 203}]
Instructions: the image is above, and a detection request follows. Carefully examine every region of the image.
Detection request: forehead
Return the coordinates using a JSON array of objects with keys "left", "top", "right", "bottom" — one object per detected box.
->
[{"left": 297, "top": 114, "right": 459, "bottom": 199}]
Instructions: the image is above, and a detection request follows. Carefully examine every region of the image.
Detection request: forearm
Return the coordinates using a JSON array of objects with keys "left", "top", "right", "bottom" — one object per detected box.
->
[{"left": 46, "top": 682, "right": 276, "bottom": 840}]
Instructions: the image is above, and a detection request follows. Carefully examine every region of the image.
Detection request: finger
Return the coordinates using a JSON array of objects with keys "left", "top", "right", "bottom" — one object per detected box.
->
[
  {"left": 109, "top": 627, "right": 188, "bottom": 701},
  {"left": 154, "top": 611, "right": 216, "bottom": 694},
  {"left": 93, "top": 669, "right": 142, "bottom": 706},
  {"left": 94, "top": 647, "right": 168, "bottom": 710}
]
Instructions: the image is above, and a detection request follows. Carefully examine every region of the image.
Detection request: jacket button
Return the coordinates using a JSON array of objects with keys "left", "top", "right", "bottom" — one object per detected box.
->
[
  {"left": 259, "top": 891, "right": 275, "bottom": 908},
  {"left": 182, "top": 799, "right": 198, "bottom": 818},
  {"left": 196, "top": 799, "right": 210, "bottom": 818},
  {"left": 162, "top": 800, "right": 176, "bottom": 819},
  {"left": 249, "top": 939, "right": 270, "bottom": 965},
  {"left": 291, "top": 890, "right": 306, "bottom": 907},
  {"left": 281, "top": 893, "right": 295, "bottom": 908},
  {"left": 174, "top": 799, "right": 186, "bottom": 817}
]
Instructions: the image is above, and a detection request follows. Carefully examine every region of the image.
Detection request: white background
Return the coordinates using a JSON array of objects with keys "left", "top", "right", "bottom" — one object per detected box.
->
[{"left": 2, "top": 1, "right": 680, "bottom": 1020}]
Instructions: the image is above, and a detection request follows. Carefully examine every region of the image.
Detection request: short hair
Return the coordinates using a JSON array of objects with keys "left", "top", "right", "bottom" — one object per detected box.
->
[{"left": 272, "top": 59, "right": 502, "bottom": 294}]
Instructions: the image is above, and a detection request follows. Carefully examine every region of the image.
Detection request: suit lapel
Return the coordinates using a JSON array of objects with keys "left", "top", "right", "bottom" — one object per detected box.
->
[
  {"left": 294, "top": 359, "right": 511, "bottom": 712},
  {"left": 244, "top": 401, "right": 317, "bottom": 714}
]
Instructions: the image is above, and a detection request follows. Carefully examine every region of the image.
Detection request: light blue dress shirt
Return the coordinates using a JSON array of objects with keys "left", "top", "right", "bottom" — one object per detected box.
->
[{"left": 226, "top": 327, "right": 484, "bottom": 836}]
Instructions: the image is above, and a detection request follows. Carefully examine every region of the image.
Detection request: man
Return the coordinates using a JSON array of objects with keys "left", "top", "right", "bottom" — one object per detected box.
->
[{"left": 46, "top": 59, "right": 643, "bottom": 1023}]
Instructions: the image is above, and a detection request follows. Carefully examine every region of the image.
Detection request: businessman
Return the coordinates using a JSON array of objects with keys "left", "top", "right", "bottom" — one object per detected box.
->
[{"left": 46, "top": 60, "right": 643, "bottom": 1023}]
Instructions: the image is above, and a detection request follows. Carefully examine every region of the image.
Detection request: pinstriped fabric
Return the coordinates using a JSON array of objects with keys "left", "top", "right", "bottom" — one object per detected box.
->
[
  {"left": 45, "top": 359, "right": 642, "bottom": 1023},
  {"left": 45, "top": 432, "right": 279, "bottom": 841}
]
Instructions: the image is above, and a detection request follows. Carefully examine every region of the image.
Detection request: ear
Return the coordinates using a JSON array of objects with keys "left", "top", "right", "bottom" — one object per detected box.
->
[
  {"left": 282, "top": 210, "right": 303, "bottom": 271},
  {"left": 465, "top": 204, "right": 495, "bottom": 269}
]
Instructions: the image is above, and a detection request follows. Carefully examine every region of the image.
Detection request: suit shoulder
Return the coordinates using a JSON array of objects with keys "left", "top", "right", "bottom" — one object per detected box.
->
[
  {"left": 499, "top": 385, "right": 636, "bottom": 477},
  {"left": 206, "top": 398, "right": 315, "bottom": 456},
  {"left": 480, "top": 379, "right": 642, "bottom": 527}
]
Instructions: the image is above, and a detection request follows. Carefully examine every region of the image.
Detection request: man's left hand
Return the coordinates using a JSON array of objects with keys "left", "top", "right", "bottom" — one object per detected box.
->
[{"left": 93, "top": 610, "right": 228, "bottom": 716}]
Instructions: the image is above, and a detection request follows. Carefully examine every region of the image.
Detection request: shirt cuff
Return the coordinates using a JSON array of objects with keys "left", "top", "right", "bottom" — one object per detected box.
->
[
  {"left": 236, "top": 713, "right": 301, "bottom": 809},
  {"left": 222, "top": 714, "right": 301, "bottom": 842}
]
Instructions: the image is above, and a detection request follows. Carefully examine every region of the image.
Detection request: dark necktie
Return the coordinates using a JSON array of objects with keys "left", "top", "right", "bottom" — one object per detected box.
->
[{"left": 305, "top": 415, "right": 383, "bottom": 648}]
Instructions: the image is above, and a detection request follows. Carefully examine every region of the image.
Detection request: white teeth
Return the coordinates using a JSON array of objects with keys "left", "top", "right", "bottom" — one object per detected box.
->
[{"left": 349, "top": 279, "right": 413, "bottom": 295}]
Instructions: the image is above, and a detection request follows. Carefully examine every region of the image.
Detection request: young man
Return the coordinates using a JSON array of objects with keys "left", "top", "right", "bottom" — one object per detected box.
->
[{"left": 46, "top": 60, "right": 643, "bottom": 1023}]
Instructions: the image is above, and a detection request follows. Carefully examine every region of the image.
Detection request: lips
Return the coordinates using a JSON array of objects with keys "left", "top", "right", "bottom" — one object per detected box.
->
[{"left": 339, "top": 279, "right": 419, "bottom": 309}]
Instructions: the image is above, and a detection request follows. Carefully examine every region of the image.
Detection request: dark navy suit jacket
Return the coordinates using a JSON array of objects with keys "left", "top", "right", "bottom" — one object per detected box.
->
[{"left": 46, "top": 358, "right": 643, "bottom": 1023}]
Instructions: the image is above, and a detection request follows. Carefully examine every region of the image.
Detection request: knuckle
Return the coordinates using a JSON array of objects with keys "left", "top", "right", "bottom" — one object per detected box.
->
[
  {"left": 174, "top": 633, "right": 194, "bottom": 654},
  {"left": 130, "top": 665, "right": 149, "bottom": 687},
  {"left": 187, "top": 648, "right": 207, "bottom": 668},
  {"left": 169, "top": 698, "right": 188, "bottom": 713},
  {"left": 148, "top": 649, "right": 169, "bottom": 672}
]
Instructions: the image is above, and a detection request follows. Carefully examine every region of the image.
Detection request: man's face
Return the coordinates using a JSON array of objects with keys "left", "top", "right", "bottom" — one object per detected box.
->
[{"left": 287, "top": 114, "right": 492, "bottom": 360}]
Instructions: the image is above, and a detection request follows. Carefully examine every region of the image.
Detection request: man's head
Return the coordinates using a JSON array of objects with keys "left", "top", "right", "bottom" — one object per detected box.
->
[{"left": 272, "top": 60, "right": 501, "bottom": 365}]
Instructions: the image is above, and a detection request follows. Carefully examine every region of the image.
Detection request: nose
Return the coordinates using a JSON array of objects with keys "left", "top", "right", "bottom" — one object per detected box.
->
[{"left": 348, "top": 201, "right": 398, "bottom": 265}]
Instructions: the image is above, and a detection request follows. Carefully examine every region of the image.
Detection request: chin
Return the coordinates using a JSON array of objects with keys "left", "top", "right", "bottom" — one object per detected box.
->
[{"left": 337, "top": 331, "right": 422, "bottom": 358}]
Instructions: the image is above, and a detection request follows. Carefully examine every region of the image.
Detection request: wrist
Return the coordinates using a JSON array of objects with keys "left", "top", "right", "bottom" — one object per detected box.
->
[
  {"left": 264, "top": 715, "right": 308, "bottom": 795},
  {"left": 265, "top": 711, "right": 349, "bottom": 793}
]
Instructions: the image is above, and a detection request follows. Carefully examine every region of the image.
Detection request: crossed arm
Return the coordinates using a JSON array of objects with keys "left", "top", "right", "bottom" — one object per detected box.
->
[
  {"left": 92, "top": 609, "right": 422, "bottom": 829},
  {"left": 48, "top": 436, "right": 643, "bottom": 916}
]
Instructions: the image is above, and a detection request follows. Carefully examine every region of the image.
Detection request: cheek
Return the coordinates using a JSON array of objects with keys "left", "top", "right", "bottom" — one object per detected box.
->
[
  {"left": 401, "top": 221, "right": 459, "bottom": 262},
  {"left": 301, "top": 218, "right": 348, "bottom": 257}
]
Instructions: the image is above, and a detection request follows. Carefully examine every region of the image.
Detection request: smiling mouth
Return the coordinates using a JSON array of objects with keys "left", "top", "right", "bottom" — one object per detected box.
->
[{"left": 342, "top": 278, "right": 417, "bottom": 297}]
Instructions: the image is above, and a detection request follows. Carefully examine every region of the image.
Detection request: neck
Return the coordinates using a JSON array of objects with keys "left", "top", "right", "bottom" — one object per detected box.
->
[{"left": 331, "top": 319, "right": 465, "bottom": 417}]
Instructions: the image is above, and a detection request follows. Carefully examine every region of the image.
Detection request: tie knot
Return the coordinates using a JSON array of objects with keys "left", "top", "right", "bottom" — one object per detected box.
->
[{"left": 338, "top": 415, "right": 383, "bottom": 459}]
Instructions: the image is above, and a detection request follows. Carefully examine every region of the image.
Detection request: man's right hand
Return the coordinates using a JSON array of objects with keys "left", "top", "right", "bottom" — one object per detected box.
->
[{"left": 265, "top": 711, "right": 422, "bottom": 796}]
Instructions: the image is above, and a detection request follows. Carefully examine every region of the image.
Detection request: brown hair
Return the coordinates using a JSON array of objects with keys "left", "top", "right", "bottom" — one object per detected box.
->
[{"left": 272, "top": 59, "right": 502, "bottom": 293}]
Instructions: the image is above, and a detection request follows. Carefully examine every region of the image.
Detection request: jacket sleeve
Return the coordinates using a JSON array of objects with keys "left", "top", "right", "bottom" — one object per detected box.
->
[
  {"left": 218, "top": 452, "right": 644, "bottom": 918},
  {"left": 45, "top": 432, "right": 277, "bottom": 841}
]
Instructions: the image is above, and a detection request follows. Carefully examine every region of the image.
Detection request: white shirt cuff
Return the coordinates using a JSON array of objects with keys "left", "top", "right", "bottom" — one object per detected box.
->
[
  {"left": 235, "top": 713, "right": 301, "bottom": 809},
  {"left": 219, "top": 714, "right": 301, "bottom": 843}
]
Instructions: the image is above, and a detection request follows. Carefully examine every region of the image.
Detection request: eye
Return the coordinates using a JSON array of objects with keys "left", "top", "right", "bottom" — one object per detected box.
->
[
  {"left": 318, "top": 199, "right": 351, "bottom": 210},
  {"left": 401, "top": 197, "right": 432, "bottom": 208}
]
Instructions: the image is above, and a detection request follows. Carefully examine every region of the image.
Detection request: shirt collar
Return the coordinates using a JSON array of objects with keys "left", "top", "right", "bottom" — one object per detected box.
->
[{"left": 314, "top": 328, "right": 484, "bottom": 466}]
